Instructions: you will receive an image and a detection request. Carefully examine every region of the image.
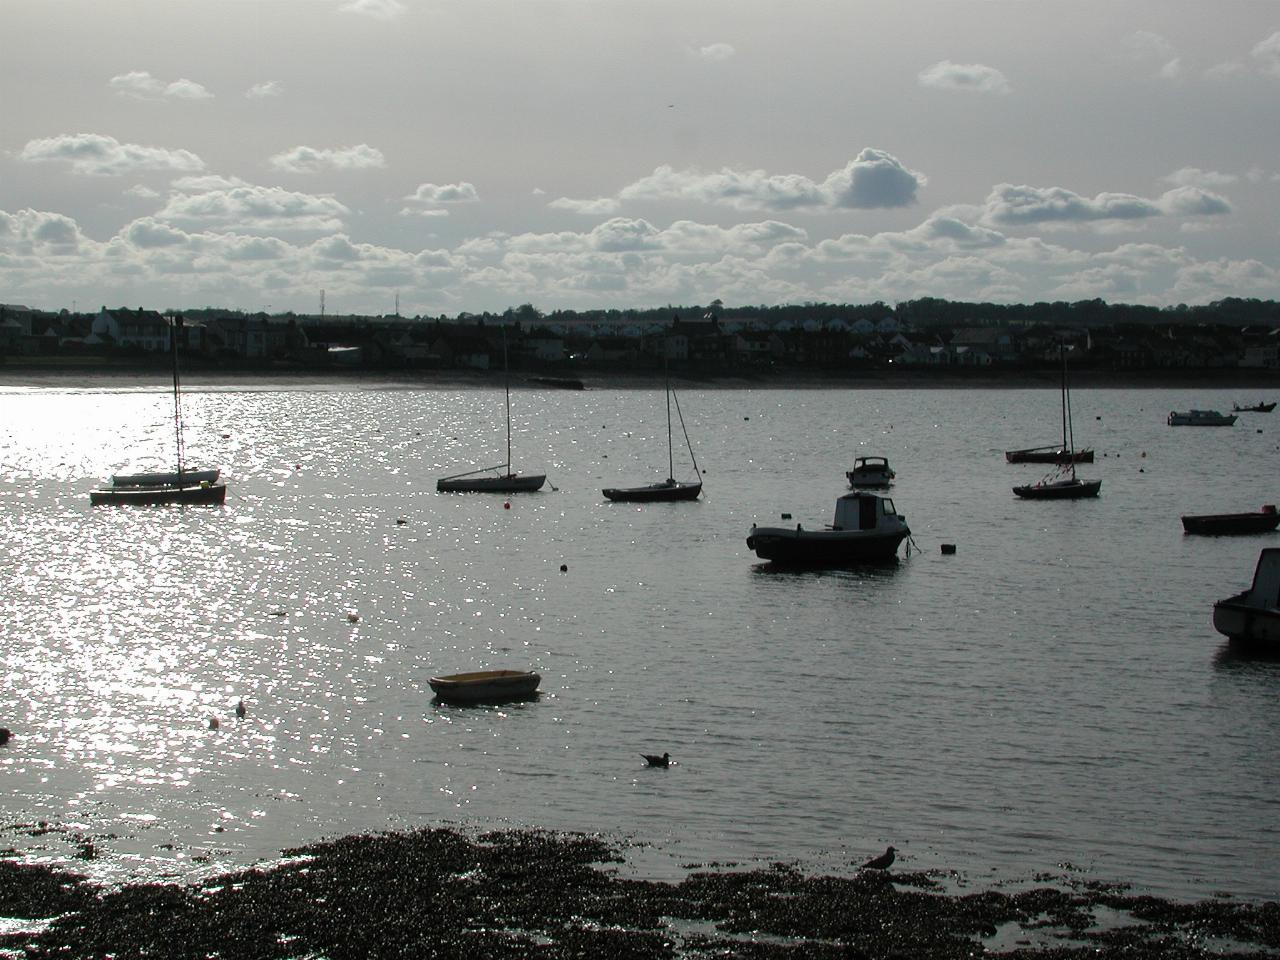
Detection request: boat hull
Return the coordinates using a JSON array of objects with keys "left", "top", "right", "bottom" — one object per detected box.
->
[
  {"left": 603, "top": 480, "right": 701, "bottom": 502},
  {"left": 1233, "top": 403, "right": 1275, "bottom": 413},
  {"left": 437, "top": 474, "right": 546, "bottom": 493},
  {"left": 1168, "top": 411, "right": 1237, "bottom": 426},
  {"left": 1005, "top": 448, "right": 1094, "bottom": 464},
  {"left": 91, "top": 482, "right": 227, "bottom": 506},
  {"left": 1013, "top": 478, "right": 1101, "bottom": 500},
  {"left": 428, "top": 670, "right": 541, "bottom": 703},
  {"left": 745, "top": 526, "right": 908, "bottom": 565},
  {"left": 1213, "top": 596, "right": 1280, "bottom": 649},
  {"left": 1182, "top": 511, "right": 1280, "bottom": 535}
]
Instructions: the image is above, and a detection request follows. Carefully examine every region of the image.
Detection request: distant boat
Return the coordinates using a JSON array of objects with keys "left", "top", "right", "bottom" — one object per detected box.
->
[
  {"left": 1004, "top": 445, "right": 1093, "bottom": 465},
  {"left": 1232, "top": 401, "right": 1275, "bottom": 413},
  {"left": 746, "top": 491, "right": 910, "bottom": 565},
  {"left": 437, "top": 329, "right": 547, "bottom": 493},
  {"left": 527, "top": 376, "right": 585, "bottom": 391},
  {"left": 603, "top": 360, "right": 702, "bottom": 503},
  {"left": 428, "top": 669, "right": 541, "bottom": 704},
  {"left": 1182, "top": 505, "right": 1280, "bottom": 536},
  {"left": 846, "top": 455, "right": 895, "bottom": 488},
  {"left": 1212, "top": 548, "right": 1280, "bottom": 650},
  {"left": 1013, "top": 345, "right": 1100, "bottom": 500},
  {"left": 1168, "top": 409, "right": 1236, "bottom": 426},
  {"left": 91, "top": 315, "right": 227, "bottom": 507}
]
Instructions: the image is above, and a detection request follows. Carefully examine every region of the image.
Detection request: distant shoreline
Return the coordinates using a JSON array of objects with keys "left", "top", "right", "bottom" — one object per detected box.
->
[{"left": 2, "top": 362, "right": 1279, "bottom": 392}]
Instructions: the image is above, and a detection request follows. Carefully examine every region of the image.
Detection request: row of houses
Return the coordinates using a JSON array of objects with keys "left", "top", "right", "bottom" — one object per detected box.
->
[{"left": 2, "top": 304, "right": 1278, "bottom": 371}]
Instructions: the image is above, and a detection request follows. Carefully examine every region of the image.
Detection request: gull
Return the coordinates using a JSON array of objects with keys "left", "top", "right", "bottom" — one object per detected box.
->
[
  {"left": 641, "top": 752, "right": 671, "bottom": 768},
  {"left": 859, "top": 846, "right": 895, "bottom": 870}
]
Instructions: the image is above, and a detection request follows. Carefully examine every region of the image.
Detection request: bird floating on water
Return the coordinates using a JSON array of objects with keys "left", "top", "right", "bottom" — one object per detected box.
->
[
  {"left": 859, "top": 846, "right": 895, "bottom": 870},
  {"left": 208, "top": 717, "right": 220, "bottom": 730},
  {"left": 0, "top": 727, "right": 11, "bottom": 746},
  {"left": 235, "top": 700, "right": 246, "bottom": 719},
  {"left": 642, "top": 752, "right": 671, "bottom": 768}
]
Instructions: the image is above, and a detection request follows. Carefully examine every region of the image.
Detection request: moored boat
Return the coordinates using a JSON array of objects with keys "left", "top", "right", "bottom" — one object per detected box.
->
[
  {"left": 428, "top": 669, "right": 542, "bottom": 703},
  {"left": 437, "top": 470, "right": 546, "bottom": 493},
  {"left": 746, "top": 491, "right": 910, "bottom": 565},
  {"left": 603, "top": 478, "right": 701, "bottom": 502},
  {"left": 1012, "top": 344, "right": 1100, "bottom": 500},
  {"left": 846, "top": 456, "right": 895, "bottom": 488},
  {"left": 1168, "top": 409, "right": 1236, "bottom": 426},
  {"left": 1232, "top": 401, "right": 1275, "bottom": 413},
  {"left": 1213, "top": 549, "right": 1280, "bottom": 650},
  {"left": 91, "top": 481, "right": 227, "bottom": 506},
  {"left": 111, "top": 468, "right": 221, "bottom": 487},
  {"left": 1182, "top": 505, "right": 1280, "bottom": 536}
]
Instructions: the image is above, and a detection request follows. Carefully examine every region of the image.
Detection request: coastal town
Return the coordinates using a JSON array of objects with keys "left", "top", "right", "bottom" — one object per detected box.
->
[{"left": 2, "top": 297, "right": 1278, "bottom": 379}]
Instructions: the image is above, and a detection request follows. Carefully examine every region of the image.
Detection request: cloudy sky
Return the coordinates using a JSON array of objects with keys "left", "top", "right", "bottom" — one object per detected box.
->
[{"left": 3, "top": 0, "right": 1278, "bottom": 316}]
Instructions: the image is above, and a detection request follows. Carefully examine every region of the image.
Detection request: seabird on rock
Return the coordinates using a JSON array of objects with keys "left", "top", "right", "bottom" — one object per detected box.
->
[
  {"left": 642, "top": 752, "right": 671, "bottom": 768},
  {"left": 859, "top": 846, "right": 895, "bottom": 870}
]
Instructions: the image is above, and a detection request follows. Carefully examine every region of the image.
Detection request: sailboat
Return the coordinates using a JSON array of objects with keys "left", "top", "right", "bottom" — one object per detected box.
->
[
  {"left": 1012, "top": 344, "right": 1100, "bottom": 500},
  {"left": 603, "top": 361, "right": 702, "bottom": 503},
  {"left": 91, "top": 315, "right": 227, "bottom": 506},
  {"left": 436, "top": 329, "right": 546, "bottom": 493}
]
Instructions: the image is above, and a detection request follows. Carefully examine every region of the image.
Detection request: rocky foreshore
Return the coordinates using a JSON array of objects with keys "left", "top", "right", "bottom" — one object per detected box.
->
[{"left": 2, "top": 828, "right": 1277, "bottom": 959}]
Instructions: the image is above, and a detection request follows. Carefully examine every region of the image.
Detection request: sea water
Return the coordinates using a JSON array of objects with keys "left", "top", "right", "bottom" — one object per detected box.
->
[{"left": 0, "top": 382, "right": 1277, "bottom": 899}]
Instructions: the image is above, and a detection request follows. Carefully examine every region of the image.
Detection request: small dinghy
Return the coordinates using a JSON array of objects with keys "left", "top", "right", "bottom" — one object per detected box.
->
[
  {"left": 428, "top": 669, "right": 541, "bottom": 704},
  {"left": 1182, "top": 505, "right": 1280, "bottom": 536}
]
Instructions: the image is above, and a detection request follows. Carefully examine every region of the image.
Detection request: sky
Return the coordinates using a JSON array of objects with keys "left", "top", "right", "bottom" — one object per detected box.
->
[{"left": 2, "top": 0, "right": 1279, "bottom": 317}]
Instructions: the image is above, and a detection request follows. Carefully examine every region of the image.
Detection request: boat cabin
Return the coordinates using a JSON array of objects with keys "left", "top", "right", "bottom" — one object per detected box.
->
[
  {"left": 833, "top": 492, "right": 900, "bottom": 531},
  {"left": 1242, "top": 549, "right": 1280, "bottom": 610}
]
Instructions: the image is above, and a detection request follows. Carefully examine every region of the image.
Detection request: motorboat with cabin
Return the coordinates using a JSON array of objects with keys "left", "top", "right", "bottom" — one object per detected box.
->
[
  {"left": 746, "top": 491, "right": 910, "bottom": 565},
  {"left": 846, "top": 456, "right": 895, "bottom": 488},
  {"left": 1168, "top": 409, "right": 1236, "bottom": 426},
  {"left": 1213, "top": 549, "right": 1280, "bottom": 651}
]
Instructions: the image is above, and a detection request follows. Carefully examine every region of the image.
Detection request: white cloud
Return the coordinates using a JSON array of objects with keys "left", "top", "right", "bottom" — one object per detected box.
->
[
  {"left": 110, "top": 71, "right": 213, "bottom": 101},
  {"left": 338, "top": 0, "right": 405, "bottom": 19},
  {"left": 548, "top": 196, "right": 622, "bottom": 215},
  {"left": 155, "top": 185, "right": 350, "bottom": 231},
  {"left": 1126, "top": 30, "right": 1181, "bottom": 79},
  {"left": 400, "top": 182, "right": 480, "bottom": 217},
  {"left": 917, "top": 61, "right": 1011, "bottom": 94},
  {"left": 1252, "top": 31, "right": 1280, "bottom": 78},
  {"left": 617, "top": 150, "right": 924, "bottom": 213},
  {"left": 269, "top": 144, "right": 386, "bottom": 173},
  {"left": 1205, "top": 61, "right": 1247, "bottom": 81},
  {"left": 125, "top": 184, "right": 161, "bottom": 200},
  {"left": 171, "top": 175, "right": 251, "bottom": 192},
  {"left": 697, "top": 43, "right": 736, "bottom": 62},
  {"left": 981, "top": 182, "right": 1230, "bottom": 226},
  {"left": 1162, "top": 167, "right": 1237, "bottom": 188},
  {"left": 19, "top": 134, "right": 205, "bottom": 176},
  {"left": 246, "top": 81, "right": 283, "bottom": 99}
]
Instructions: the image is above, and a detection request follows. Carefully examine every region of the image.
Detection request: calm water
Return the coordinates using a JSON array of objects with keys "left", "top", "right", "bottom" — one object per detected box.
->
[{"left": 1, "top": 382, "right": 1278, "bottom": 899}]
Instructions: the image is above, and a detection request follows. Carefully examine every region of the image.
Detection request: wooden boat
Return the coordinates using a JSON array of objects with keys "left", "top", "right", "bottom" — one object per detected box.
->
[
  {"left": 1004, "top": 445, "right": 1093, "bottom": 465},
  {"left": 1168, "top": 409, "right": 1236, "bottom": 426},
  {"left": 1182, "top": 505, "right": 1280, "bottom": 536},
  {"left": 92, "top": 315, "right": 227, "bottom": 507},
  {"left": 437, "top": 329, "right": 546, "bottom": 493},
  {"left": 1013, "top": 345, "right": 1100, "bottom": 500},
  {"left": 1232, "top": 401, "right": 1275, "bottom": 413},
  {"left": 428, "top": 669, "right": 541, "bottom": 703},
  {"left": 846, "top": 456, "right": 895, "bottom": 488},
  {"left": 1213, "top": 549, "right": 1280, "bottom": 650},
  {"left": 603, "top": 361, "right": 702, "bottom": 503},
  {"left": 746, "top": 492, "right": 910, "bottom": 565}
]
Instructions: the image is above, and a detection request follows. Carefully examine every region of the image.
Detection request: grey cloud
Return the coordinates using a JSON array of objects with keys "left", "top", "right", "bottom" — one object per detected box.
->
[
  {"left": 404, "top": 182, "right": 480, "bottom": 205},
  {"left": 984, "top": 183, "right": 1231, "bottom": 226},
  {"left": 917, "top": 61, "right": 1011, "bottom": 94},
  {"left": 156, "top": 185, "right": 349, "bottom": 231},
  {"left": 246, "top": 81, "right": 283, "bottom": 100},
  {"left": 125, "top": 218, "right": 190, "bottom": 248},
  {"left": 549, "top": 197, "right": 622, "bottom": 215},
  {"left": 1157, "top": 186, "right": 1231, "bottom": 216},
  {"left": 337, "top": 0, "right": 405, "bottom": 18},
  {"left": 1162, "top": 167, "right": 1237, "bottom": 187},
  {"left": 1252, "top": 31, "right": 1280, "bottom": 77},
  {"left": 698, "top": 43, "right": 736, "bottom": 62},
  {"left": 20, "top": 134, "right": 205, "bottom": 177}
]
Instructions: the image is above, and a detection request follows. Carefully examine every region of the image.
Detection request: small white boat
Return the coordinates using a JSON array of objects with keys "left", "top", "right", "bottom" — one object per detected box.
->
[
  {"left": 845, "top": 456, "right": 895, "bottom": 488},
  {"left": 428, "top": 669, "right": 541, "bottom": 703},
  {"left": 1213, "top": 549, "right": 1280, "bottom": 651},
  {"left": 1168, "top": 409, "right": 1236, "bottom": 426},
  {"left": 746, "top": 492, "right": 910, "bottom": 565}
]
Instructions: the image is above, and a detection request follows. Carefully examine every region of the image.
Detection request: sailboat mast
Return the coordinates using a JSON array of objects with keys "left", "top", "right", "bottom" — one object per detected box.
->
[
  {"left": 1061, "top": 342, "right": 1078, "bottom": 480},
  {"left": 171, "top": 314, "right": 186, "bottom": 480},
  {"left": 665, "top": 351, "right": 674, "bottom": 480},
  {"left": 503, "top": 327, "right": 511, "bottom": 473}
]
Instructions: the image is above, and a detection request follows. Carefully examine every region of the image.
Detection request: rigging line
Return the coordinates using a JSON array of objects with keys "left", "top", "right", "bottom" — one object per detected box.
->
[{"left": 671, "top": 387, "right": 701, "bottom": 479}]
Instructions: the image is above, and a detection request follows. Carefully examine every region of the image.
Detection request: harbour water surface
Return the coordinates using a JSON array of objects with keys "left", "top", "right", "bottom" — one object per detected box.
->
[{"left": 1, "top": 382, "right": 1277, "bottom": 900}]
